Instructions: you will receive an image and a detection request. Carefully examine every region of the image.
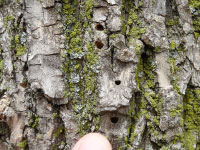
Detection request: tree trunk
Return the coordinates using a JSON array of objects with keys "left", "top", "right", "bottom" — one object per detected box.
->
[{"left": 0, "top": 0, "right": 199, "bottom": 149}]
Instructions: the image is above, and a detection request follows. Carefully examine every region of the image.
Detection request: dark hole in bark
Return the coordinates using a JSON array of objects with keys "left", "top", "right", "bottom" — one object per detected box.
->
[
  {"left": 110, "top": 117, "right": 119, "bottom": 123},
  {"left": 115, "top": 80, "right": 121, "bottom": 85},
  {"left": 95, "top": 24, "right": 104, "bottom": 31},
  {"left": 23, "top": 63, "right": 29, "bottom": 71},
  {"left": 141, "top": 52, "right": 148, "bottom": 60},
  {"left": 95, "top": 40, "right": 104, "bottom": 49},
  {"left": 20, "top": 82, "right": 28, "bottom": 88}
]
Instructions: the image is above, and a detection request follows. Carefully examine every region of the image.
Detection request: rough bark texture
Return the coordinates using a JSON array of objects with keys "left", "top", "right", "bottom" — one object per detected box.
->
[{"left": 0, "top": 0, "right": 199, "bottom": 150}]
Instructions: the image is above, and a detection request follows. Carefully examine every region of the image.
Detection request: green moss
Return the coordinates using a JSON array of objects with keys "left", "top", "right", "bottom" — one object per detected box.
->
[
  {"left": 168, "top": 57, "right": 179, "bottom": 74},
  {"left": 17, "top": 140, "right": 27, "bottom": 149},
  {"left": 52, "top": 113, "right": 58, "bottom": 119},
  {"left": 36, "top": 134, "right": 42, "bottom": 140},
  {"left": 145, "top": 113, "right": 150, "bottom": 119},
  {"left": 121, "top": 16, "right": 127, "bottom": 35},
  {"left": 15, "top": 35, "right": 27, "bottom": 56},
  {"left": 128, "top": 27, "right": 146, "bottom": 39},
  {"left": 135, "top": 43, "right": 142, "bottom": 55},
  {"left": 10, "top": 34, "right": 27, "bottom": 56},
  {"left": 53, "top": 127, "right": 66, "bottom": 138},
  {"left": 120, "top": 0, "right": 145, "bottom": 39},
  {"left": 135, "top": 49, "right": 169, "bottom": 148},
  {"left": 166, "top": 18, "right": 179, "bottom": 26},
  {"left": 183, "top": 86, "right": 200, "bottom": 149},
  {"left": 62, "top": 0, "right": 100, "bottom": 136},
  {"left": 161, "top": 146, "right": 169, "bottom": 150},
  {"left": 194, "top": 32, "right": 200, "bottom": 40},
  {"left": 128, "top": 11, "right": 138, "bottom": 25},
  {"left": 189, "top": 0, "right": 200, "bottom": 40},
  {"left": 3, "top": 15, "right": 14, "bottom": 28},
  {"left": 0, "top": 59, "right": 3, "bottom": 71},
  {"left": 154, "top": 47, "right": 161, "bottom": 52},
  {"left": 85, "top": 0, "right": 93, "bottom": 20},
  {"left": 29, "top": 114, "right": 39, "bottom": 128},
  {"left": 153, "top": 117, "right": 159, "bottom": 126},
  {"left": 185, "top": 131, "right": 195, "bottom": 150},
  {"left": 110, "top": 34, "right": 117, "bottom": 39},
  {"left": 134, "top": 49, "right": 166, "bottom": 148},
  {"left": 136, "top": 56, "right": 143, "bottom": 91},
  {"left": 170, "top": 40, "right": 176, "bottom": 50},
  {"left": 189, "top": 0, "right": 200, "bottom": 8}
]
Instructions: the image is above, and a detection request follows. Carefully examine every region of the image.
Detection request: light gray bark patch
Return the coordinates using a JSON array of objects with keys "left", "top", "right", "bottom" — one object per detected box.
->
[{"left": 24, "top": 0, "right": 64, "bottom": 99}]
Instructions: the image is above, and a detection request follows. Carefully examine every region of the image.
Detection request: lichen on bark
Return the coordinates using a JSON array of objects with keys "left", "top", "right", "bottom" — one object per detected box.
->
[{"left": 61, "top": 0, "right": 100, "bottom": 136}]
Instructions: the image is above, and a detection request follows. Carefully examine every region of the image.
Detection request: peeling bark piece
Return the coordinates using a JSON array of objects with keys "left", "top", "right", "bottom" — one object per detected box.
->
[{"left": 155, "top": 51, "right": 171, "bottom": 89}]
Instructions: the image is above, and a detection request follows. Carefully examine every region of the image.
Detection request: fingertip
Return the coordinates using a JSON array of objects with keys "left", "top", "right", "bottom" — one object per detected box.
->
[{"left": 72, "top": 133, "right": 112, "bottom": 150}]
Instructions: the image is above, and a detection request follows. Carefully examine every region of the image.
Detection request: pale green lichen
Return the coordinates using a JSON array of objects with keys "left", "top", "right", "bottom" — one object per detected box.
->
[
  {"left": 3, "top": 15, "right": 14, "bottom": 28},
  {"left": 128, "top": 11, "right": 138, "bottom": 25},
  {"left": 134, "top": 49, "right": 165, "bottom": 148},
  {"left": 161, "top": 146, "right": 170, "bottom": 150},
  {"left": 5, "top": 14, "right": 27, "bottom": 57},
  {"left": 170, "top": 40, "right": 176, "bottom": 51},
  {"left": 110, "top": 34, "right": 117, "bottom": 39},
  {"left": 85, "top": 0, "right": 93, "bottom": 20},
  {"left": 53, "top": 127, "right": 66, "bottom": 138},
  {"left": 14, "top": 35, "right": 27, "bottom": 56},
  {"left": 135, "top": 43, "right": 143, "bottom": 55},
  {"left": 62, "top": 0, "right": 100, "bottom": 136},
  {"left": 29, "top": 114, "right": 39, "bottom": 128},
  {"left": 36, "top": 134, "right": 42, "bottom": 140},
  {"left": 17, "top": 140, "right": 27, "bottom": 149},
  {"left": 179, "top": 86, "right": 200, "bottom": 149},
  {"left": 0, "top": 59, "right": 3, "bottom": 71},
  {"left": 52, "top": 113, "right": 58, "bottom": 119},
  {"left": 189, "top": 0, "right": 200, "bottom": 40},
  {"left": 166, "top": 18, "right": 179, "bottom": 26},
  {"left": 135, "top": 48, "right": 168, "bottom": 148}
]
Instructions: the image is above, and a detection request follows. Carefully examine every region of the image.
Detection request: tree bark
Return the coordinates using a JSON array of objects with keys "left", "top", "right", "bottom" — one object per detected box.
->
[{"left": 0, "top": 0, "right": 199, "bottom": 150}]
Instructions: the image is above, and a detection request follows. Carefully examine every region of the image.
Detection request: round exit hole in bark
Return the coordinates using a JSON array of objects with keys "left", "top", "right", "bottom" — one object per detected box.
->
[
  {"left": 110, "top": 117, "right": 119, "bottom": 123},
  {"left": 95, "top": 23, "right": 104, "bottom": 31},
  {"left": 20, "top": 82, "right": 28, "bottom": 88},
  {"left": 95, "top": 40, "right": 104, "bottom": 49},
  {"left": 115, "top": 80, "right": 121, "bottom": 85}
]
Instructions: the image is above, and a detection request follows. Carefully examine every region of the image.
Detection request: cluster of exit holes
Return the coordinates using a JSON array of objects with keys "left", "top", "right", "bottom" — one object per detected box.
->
[
  {"left": 95, "top": 23, "right": 121, "bottom": 125},
  {"left": 95, "top": 23, "right": 104, "bottom": 49},
  {"left": 95, "top": 23, "right": 122, "bottom": 125}
]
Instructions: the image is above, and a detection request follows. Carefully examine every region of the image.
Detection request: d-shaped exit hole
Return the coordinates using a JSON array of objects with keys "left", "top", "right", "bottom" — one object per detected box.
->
[
  {"left": 95, "top": 40, "right": 104, "bottom": 49},
  {"left": 115, "top": 80, "right": 121, "bottom": 85},
  {"left": 95, "top": 23, "right": 104, "bottom": 31},
  {"left": 110, "top": 117, "right": 119, "bottom": 124}
]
